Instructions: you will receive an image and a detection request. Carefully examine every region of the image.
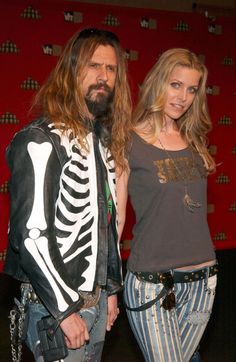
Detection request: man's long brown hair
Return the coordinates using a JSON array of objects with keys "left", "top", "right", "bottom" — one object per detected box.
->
[{"left": 31, "top": 28, "right": 132, "bottom": 170}]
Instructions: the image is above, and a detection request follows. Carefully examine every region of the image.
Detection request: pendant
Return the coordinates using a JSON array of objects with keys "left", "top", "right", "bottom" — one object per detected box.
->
[{"left": 183, "top": 193, "right": 201, "bottom": 212}]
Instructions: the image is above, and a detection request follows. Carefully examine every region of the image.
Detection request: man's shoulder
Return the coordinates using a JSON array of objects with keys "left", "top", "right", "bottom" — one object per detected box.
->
[
  {"left": 20, "top": 117, "right": 51, "bottom": 134},
  {"left": 7, "top": 118, "right": 63, "bottom": 157},
  {"left": 6, "top": 118, "right": 68, "bottom": 165},
  {"left": 11, "top": 117, "right": 60, "bottom": 143}
]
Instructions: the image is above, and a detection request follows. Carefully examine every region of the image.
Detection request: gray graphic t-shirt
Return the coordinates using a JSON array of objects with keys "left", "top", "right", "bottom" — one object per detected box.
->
[{"left": 127, "top": 132, "right": 216, "bottom": 273}]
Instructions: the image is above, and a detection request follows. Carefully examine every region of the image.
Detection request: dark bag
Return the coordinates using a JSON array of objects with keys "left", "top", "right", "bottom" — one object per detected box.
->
[{"left": 37, "top": 316, "right": 68, "bottom": 362}]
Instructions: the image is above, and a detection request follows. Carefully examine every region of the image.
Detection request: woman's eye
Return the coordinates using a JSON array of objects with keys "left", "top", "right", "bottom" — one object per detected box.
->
[
  {"left": 170, "top": 82, "right": 180, "bottom": 89},
  {"left": 188, "top": 87, "right": 198, "bottom": 94}
]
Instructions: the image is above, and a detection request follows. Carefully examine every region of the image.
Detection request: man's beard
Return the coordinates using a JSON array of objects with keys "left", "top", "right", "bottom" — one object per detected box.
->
[{"left": 85, "top": 82, "right": 114, "bottom": 118}]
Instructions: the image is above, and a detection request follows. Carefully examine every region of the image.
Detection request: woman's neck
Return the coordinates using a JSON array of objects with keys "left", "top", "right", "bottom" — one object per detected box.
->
[{"left": 160, "top": 117, "right": 178, "bottom": 135}]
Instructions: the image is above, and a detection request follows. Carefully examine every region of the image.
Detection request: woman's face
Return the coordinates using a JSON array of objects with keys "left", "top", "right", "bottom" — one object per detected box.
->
[{"left": 163, "top": 65, "right": 201, "bottom": 122}]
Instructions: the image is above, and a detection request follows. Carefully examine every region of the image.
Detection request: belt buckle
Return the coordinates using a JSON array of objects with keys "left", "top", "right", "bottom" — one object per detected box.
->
[
  {"left": 21, "top": 283, "right": 40, "bottom": 304},
  {"left": 80, "top": 286, "right": 101, "bottom": 309},
  {"left": 160, "top": 272, "right": 174, "bottom": 289}
]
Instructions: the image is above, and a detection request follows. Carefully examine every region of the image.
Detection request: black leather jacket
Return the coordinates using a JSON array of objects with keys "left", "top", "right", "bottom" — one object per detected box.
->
[{"left": 4, "top": 118, "right": 122, "bottom": 322}]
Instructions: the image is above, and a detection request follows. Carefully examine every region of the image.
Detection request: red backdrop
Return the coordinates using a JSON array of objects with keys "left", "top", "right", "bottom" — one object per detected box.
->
[{"left": 0, "top": 0, "right": 236, "bottom": 270}]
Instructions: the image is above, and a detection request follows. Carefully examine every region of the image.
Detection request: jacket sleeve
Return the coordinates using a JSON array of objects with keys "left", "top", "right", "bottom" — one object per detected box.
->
[
  {"left": 6, "top": 126, "right": 84, "bottom": 322},
  {"left": 106, "top": 207, "right": 123, "bottom": 296}
]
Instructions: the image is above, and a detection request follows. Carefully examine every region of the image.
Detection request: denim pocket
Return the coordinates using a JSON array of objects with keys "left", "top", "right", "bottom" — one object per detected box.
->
[
  {"left": 206, "top": 274, "right": 217, "bottom": 292},
  {"left": 26, "top": 303, "right": 49, "bottom": 357},
  {"left": 79, "top": 305, "right": 99, "bottom": 332}
]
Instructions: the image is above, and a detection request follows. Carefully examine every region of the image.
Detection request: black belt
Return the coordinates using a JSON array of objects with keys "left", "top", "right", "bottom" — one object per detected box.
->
[
  {"left": 21, "top": 283, "right": 104, "bottom": 308},
  {"left": 21, "top": 283, "right": 41, "bottom": 304},
  {"left": 134, "top": 263, "right": 218, "bottom": 285}
]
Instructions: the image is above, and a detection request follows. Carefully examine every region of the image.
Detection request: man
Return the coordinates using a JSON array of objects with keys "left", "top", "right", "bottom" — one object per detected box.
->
[{"left": 4, "top": 28, "right": 132, "bottom": 361}]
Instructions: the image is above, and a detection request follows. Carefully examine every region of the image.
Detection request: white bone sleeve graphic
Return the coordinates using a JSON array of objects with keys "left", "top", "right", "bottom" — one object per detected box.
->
[
  {"left": 25, "top": 237, "right": 78, "bottom": 311},
  {"left": 26, "top": 142, "right": 52, "bottom": 231},
  {"left": 24, "top": 141, "right": 79, "bottom": 312}
]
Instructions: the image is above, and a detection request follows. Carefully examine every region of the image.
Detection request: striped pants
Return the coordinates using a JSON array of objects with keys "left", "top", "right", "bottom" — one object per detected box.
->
[{"left": 124, "top": 269, "right": 217, "bottom": 362}]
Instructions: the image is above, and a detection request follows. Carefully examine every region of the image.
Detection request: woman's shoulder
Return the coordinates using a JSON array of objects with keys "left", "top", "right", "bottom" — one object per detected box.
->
[
  {"left": 127, "top": 131, "right": 146, "bottom": 153},
  {"left": 130, "top": 129, "right": 147, "bottom": 143}
]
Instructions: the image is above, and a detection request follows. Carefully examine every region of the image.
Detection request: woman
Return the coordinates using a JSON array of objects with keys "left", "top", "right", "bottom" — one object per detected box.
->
[{"left": 117, "top": 48, "right": 218, "bottom": 362}]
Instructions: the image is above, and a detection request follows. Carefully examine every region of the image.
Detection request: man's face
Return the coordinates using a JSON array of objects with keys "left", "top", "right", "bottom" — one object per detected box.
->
[{"left": 81, "top": 44, "right": 118, "bottom": 118}]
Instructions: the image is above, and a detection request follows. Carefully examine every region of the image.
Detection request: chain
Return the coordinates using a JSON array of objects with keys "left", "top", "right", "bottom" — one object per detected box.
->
[
  {"left": 9, "top": 291, "right": 28, "bottom": 362},
  {"left": 157, "top": 137, "right": 201, "bottom": 212},
  {"left": 157, "top": 137, "right": 193, "bottom": 180},
  {"left": 9, "top": 307, "right": 23, "bottom": 362}
]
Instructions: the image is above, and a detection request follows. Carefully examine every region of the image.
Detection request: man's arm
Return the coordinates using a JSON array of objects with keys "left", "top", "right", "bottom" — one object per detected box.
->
[
  {"left": 7, "top": 127, "right": 83, "bottom": 321},
  {"left": 60, "top": 313, "right": 89, "bottom": 348}
]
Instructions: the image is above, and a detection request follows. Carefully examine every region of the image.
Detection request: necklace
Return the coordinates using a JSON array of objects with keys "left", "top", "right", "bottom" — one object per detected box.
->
[{"left": 157, "top": 137, "right": 201, "bottom": 212}]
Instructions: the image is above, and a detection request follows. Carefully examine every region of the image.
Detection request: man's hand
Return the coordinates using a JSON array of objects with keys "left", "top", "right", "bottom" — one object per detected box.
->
[
  {"left": 106, "top": 294, "right": 119, "bottom": 331},
  {"left": 60, "top": 312, "right": 89, "bottom": 349}
]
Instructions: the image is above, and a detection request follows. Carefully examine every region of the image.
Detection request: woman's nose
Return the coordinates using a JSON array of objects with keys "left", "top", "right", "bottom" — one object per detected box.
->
[{"left": 178, "top": 88, "right": 187, "bottom": 101}]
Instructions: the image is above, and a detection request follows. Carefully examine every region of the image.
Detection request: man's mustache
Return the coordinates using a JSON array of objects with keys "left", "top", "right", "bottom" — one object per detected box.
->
[{"left": 87, "top": 82, "right": 112, "bottom": 96}]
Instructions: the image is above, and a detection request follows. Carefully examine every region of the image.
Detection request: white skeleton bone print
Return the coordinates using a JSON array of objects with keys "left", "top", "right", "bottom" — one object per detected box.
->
[{"left": 23, "top": 130, "right": 116, "bottom": 312}]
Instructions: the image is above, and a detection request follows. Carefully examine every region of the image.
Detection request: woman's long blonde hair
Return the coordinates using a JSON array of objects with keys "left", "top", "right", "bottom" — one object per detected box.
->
[
  {"left": 31, "top": 28, "right": 132, "bottom": 170},
  {"left": 133, "top": 48, "right": 215, "bottom": 171}
]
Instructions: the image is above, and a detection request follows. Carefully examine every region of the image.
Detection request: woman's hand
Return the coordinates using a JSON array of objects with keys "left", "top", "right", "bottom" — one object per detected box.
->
[{"left": 106, "top": 294, "right": 119, "bottom": 331}]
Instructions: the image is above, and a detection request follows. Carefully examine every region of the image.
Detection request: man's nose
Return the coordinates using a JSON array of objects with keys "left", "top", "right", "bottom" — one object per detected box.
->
[{"left": 97, "top": 66, "right": 108, "bottom": 82}]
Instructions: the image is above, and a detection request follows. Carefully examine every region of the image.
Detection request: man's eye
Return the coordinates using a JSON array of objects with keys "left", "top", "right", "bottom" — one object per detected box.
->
[
  {"left": 89, "top": 63, "right": 99, "bottom": 68},
  {"left": 106, "top": 65, "right": 116, "bottom": 73}
]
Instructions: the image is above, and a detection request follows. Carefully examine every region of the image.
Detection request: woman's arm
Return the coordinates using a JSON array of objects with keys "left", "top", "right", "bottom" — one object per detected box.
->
[{"left": 116, "top": 168, "right": 130, "bottom": 242}]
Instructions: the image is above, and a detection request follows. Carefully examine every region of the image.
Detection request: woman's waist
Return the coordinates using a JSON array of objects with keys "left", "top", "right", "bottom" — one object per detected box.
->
[
  {"left": 127, "top": 245, "right": 216, "bottom": 273},
  {"left": 130, "top": 261, "right": 218, "bottom": 285},
  {"left": 175, "top": 259, "right": 216, "bottom": 271}
]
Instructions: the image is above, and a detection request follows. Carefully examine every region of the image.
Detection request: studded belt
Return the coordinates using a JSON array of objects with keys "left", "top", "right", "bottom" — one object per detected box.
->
[
  {"left": 21, "top": 283, "right": 41, "bottom": 303},
  {"left": 134, "top": 263, "right": 218, "bottom": 284},
  {"left": 21, "top": 283, "right": 102, "bottom": 309}
]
